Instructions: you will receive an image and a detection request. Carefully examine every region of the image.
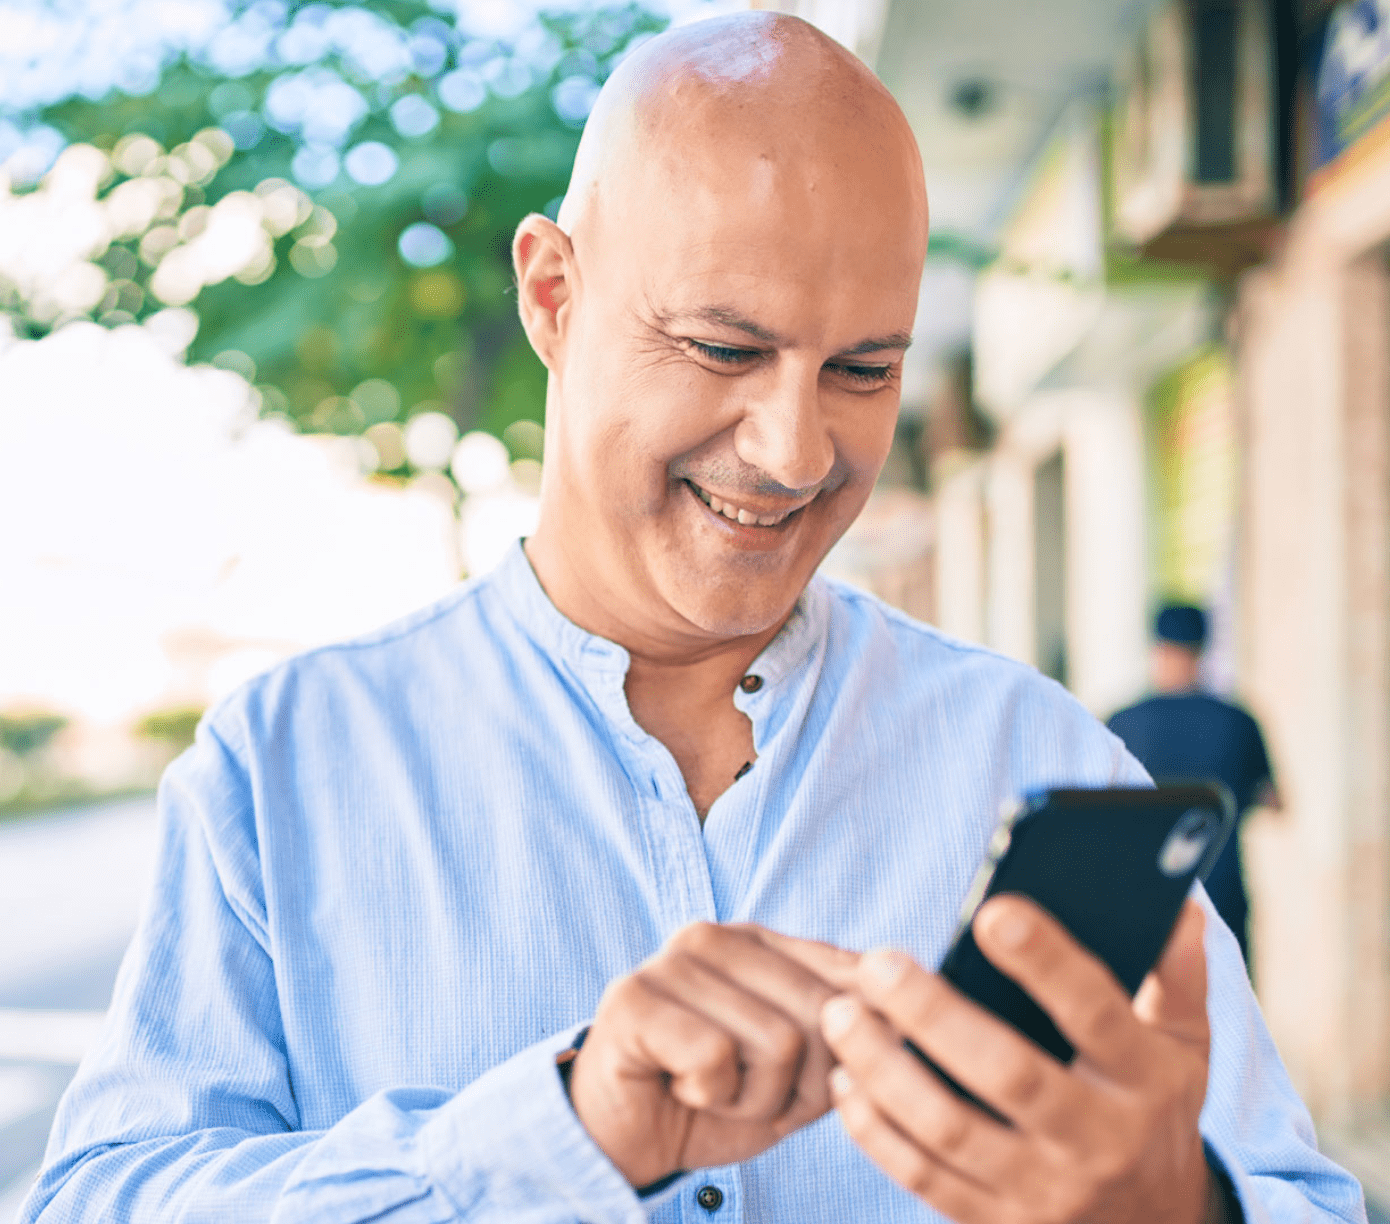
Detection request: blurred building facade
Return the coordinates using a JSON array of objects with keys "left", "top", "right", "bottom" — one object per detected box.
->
[
  {"left": 788, "top": 0, "right": 1390, "bottom": 1179},
  {"left": 1236, "top": 3, "right": 1390, "bottom": 1170}
]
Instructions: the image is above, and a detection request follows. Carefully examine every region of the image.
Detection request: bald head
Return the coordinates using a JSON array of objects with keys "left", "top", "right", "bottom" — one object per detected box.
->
[
  {"left": 558, "top": 12, "right": 927, "bottom": 248},
  {"left": 514, "top": 10, "right": 928, "bottom": 654}
]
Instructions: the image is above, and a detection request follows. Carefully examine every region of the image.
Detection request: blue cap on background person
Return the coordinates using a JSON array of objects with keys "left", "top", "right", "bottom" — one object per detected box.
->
[{"left": 1154, "top": 603, "right": 1208, "bottom": 648}]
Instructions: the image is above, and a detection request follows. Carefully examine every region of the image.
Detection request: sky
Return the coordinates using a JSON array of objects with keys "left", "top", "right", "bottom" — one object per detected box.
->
[{"left": 0, "top": 316, "right": 487, "bottom": 723}]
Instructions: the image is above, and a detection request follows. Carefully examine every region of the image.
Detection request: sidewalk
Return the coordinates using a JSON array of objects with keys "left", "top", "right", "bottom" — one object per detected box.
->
[{"left": 0, "top": 795, "right": 160, "bottom": 1221}]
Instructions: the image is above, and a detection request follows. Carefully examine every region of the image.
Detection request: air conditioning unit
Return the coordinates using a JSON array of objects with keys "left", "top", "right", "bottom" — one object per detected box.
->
[{"left": 1110, "top": 0, "right": 1278, "bottom": 264}]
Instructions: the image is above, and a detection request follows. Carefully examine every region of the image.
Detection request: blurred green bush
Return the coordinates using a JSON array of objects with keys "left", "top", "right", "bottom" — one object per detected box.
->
[
  {"left": 134, "top": 706, "right": 206, "bottom": 751},
  {"left": 0, "top": 712, "right": 69, "bottom": 757}
]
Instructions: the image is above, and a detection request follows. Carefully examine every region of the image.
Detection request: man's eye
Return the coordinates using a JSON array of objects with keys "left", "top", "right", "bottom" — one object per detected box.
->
[
  {"left": 830, "top": 362, "right": 893, "bottom": 386},
  {"left": 689, "top": 340, "right": 757, "bottom": 365}
]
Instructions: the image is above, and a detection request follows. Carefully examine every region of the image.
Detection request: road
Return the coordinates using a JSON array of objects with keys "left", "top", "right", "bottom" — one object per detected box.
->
[
  {"left": 1, "top": 795, "right": 1386, "bottom": 1224},
  {"left": 0, "top": 796, "right": 159, "bottom": 1222}
]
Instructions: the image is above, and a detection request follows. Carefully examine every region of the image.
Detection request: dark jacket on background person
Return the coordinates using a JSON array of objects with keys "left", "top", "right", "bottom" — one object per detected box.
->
[{"left": 1108, "top": 691, "right": 1274, "bottom": 962}]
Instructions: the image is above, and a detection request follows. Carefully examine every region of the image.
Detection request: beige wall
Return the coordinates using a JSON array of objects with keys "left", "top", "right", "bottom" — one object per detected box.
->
[
  {"left": 928, "top": 390, "right": 1148, "bottom": 716},
  {"left": 1238, "top": 154, "right": 1390, "bottom": 1122}
]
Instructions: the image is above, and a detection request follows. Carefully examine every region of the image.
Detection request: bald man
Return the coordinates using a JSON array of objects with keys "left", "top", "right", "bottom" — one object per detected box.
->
[{"left": 23, "top": 14, "right": 1365, "bottom": 1224}]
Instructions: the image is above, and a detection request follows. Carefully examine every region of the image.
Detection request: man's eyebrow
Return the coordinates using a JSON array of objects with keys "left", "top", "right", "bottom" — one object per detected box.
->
[
  {"left": 676, "top": 306, "right": 783, "bottom": 344},
  {"left": 836, "top": 333, "right": 914, "bottom": 357},
  {"left": 665, "top": 307, "right": 914, "bottom": 356}
]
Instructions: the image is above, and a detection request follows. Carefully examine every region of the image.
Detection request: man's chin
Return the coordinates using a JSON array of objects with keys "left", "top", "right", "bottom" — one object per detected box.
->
[{"left": 658, "top": 569, "right": 807, "bottom": 641}]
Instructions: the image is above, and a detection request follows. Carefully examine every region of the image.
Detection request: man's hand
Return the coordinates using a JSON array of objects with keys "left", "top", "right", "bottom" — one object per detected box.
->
[
  {"left": 821, "top": 897, "right": 1214, "bottom": 1224},
  {"left": 568, "top": 921, "right": 860, "bottom": 1188}
]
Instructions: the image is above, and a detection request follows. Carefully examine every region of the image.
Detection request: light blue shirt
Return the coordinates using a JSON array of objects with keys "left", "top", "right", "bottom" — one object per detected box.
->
[{"left": 23, "top": 542, "right": 1366, "bottom": 1224}]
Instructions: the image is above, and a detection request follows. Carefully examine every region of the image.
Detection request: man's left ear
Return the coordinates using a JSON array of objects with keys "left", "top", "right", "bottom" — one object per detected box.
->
[{"left": 512, "top": 214, "right": 573, "bottom": 371}]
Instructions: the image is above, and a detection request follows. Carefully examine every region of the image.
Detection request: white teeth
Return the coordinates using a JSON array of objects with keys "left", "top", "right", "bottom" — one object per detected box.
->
[{"left": 690, "top": 480, "right": 796, "bottom": 527}]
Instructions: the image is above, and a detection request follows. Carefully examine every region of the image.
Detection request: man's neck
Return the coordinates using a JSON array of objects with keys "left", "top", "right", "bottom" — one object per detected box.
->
[{"left": 522, "top": 533, "right": 791, "bottom": 819}]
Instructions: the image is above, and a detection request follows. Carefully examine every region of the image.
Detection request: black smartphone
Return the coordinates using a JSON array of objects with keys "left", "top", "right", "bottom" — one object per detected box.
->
[{"left": 911, "top": 783, "right": 1234, "bottom": 1103}]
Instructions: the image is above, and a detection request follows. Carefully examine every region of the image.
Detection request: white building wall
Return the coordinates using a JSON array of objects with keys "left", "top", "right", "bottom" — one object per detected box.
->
[
  {"left": 983, "top": 452, "right": 1035, "bottom": 663},
  {"left": 1063, "top": 390, "right": 1149, "bottom": 716},
  {"left": 933, "top": 463, "right": 988, "bottom": 643},
  {"left": 975, "top": 390, "right": 1148, "bottom": 715}
]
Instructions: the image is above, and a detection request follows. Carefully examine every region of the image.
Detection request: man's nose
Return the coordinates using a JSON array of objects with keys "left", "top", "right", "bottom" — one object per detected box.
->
[{"left": 732, "top": 364, "right": 836, "bottom": 493}]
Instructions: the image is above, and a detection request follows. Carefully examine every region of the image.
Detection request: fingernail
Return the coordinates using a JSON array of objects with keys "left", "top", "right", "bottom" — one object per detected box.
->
[
  {"left": 862, "top": 948, "right": 908, "bottom": 990},
  {"left": 982, "top": 904, "right": 1031, "bottom": 949},
  {"left": 829, "top": 1065, "right": 854, "bottom": 1097},
  {"left": 821, "top": 995, "right": 859, "bottom": 1039}
]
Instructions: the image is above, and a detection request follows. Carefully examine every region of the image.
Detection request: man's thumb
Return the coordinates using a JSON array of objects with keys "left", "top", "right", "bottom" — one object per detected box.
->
[{"left": 1133, "top": 899, "right": 1208, "bottom": 1041}]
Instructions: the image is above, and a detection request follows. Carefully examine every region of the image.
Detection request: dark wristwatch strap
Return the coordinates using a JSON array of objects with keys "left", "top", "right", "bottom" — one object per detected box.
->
[
  {"left": 555, "top": 1025, "right": 588, "bottom": 1099},
  {"left": 554, "top": 1025, "right": 688, "bottom": 1199}
]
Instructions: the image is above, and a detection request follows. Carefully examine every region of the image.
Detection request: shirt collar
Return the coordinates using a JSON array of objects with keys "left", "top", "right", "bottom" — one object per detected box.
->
[{"left": 487, "top": 539, "right": 828, "bottom": 689}]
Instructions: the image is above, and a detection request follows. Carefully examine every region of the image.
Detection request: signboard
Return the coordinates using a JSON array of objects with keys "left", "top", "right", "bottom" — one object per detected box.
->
[
  {"left": 1147, "top": 346, "right": 1237, "bottom": 604},
  {"left": 1314, "top": 0, "right": 1390, "bottom": 174}
]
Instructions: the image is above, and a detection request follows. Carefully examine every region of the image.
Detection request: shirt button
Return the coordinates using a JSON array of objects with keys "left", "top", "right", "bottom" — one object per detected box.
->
[
  {"left": 696, "top": 1184, "right": 724, "bottom": 1211},
  {"left": 739, "top": 674, "right": 763, "bottom": 693}
]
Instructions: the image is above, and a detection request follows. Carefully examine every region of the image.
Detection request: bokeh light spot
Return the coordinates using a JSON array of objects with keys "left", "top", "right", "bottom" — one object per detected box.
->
[
  {"left": 398, "top": 222, "right": 454, "bottom": 268},
  {"left": 365, "top": 421, "right": 407, "bottom": 470},
  {"left": 311, "top": 395, "right": 366, "bottom": 434},
  {"left": 450, "top": 430, "right": 510, "bottom": 494},
  {"left": 510, "top": 457, "right": 542, "bottom": 495},
  {"left": 223, "top": 111, "right": 265, "bottom": 150},
  {"left": 344, "top": 141, "right": 398, "bottom": 186},
  {"left": 408, "top": 269, "right": 465, "bottom": 318},
  {"left": 113, "top": 134, "right": 162, "bottom": 178},
  {"left": 404, "top": 411, "right": 460, "bottom": 471},
  {"left": 437, "top": 69, "right": 486, "bottom": 113},
  {"left": 208, "top": 82, "right": 255, "bottom": 118},
  {"left": 422, "top": 183, "right": 469, "bottom": 227},
  {"left": 350, "top": 378, "right": 401, "bottom": 425},
  {"left": 139, "top": 225, "right": 179, "bottom": 266},
  {"left": 485, "top": 58, "right": 532, "bottom": 99},
  {"left": 551, "top": 75, "right": 600, "bottom": 126},
  {"left": 289, "top": 236, "right": 338, "bottom": 278},
  {"left": 144, "top": 306, "right": 199, "bottom": 355},
  {"left": 213, "top": 349, "right": 257, "bottom": 382},
  {"left": 292, "top": 145, "right": 341, "bottom": 189},
  {"left": 408, "top": 30, "right": 450, "bottom": 77},
  {"left": 502, "top": 418, "right": 544, "bottom": 461},
  {"left": 391, "top": 94, "right": 441, "bottom": 138}
]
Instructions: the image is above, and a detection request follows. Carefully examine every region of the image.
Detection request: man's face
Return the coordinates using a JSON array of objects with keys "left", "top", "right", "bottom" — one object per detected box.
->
[{"left": 542, "top": 129, "right": 925, "bottom": 643}]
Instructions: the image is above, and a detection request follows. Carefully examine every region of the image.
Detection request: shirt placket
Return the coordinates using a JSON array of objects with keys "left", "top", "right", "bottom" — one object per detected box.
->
[{"left": 577, "top": 656, "right": 720, "bottom": 937}]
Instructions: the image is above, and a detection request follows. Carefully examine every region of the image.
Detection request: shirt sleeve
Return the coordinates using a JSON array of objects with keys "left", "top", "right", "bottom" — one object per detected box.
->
[
  {"left": 1195, "top": 886, "right": 1369, "bottom": 1223},
  {"left": 20, "top": 721, "right": 649, "bottom": 1224}
]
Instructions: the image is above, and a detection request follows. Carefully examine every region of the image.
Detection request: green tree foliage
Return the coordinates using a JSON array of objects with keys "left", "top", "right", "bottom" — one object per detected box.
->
[
  {"left": 134, "top": 706, "right": 206, "bottom": 751},
  {"left": 7, "top": 2, "right": 664, "bottom": 463},
  {"left": 0, "top": 712, "right": 69, "bottom": 757}
]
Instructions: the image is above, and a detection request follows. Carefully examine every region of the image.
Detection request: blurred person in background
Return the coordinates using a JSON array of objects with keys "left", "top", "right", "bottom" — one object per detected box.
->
[
  {"left": 1108, "top": 604, "right": 1280, "bottom": 966},
  {"left": 22, "top": 13, "right": 1361, "bottom": 1224}
]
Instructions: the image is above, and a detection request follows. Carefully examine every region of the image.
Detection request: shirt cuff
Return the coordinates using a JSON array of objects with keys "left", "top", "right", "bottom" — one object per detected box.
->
[{"left": 420, "top": 1023, "right": 648, "bottom": 1224}]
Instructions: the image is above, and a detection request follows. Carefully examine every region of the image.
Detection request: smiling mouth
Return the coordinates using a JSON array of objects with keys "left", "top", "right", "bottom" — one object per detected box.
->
[{"left": 685, "top": 479, "right": 811, "bottom": 528}]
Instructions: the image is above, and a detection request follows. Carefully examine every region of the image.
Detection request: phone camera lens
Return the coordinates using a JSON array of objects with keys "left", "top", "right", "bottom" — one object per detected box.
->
[{"left": 1157, "top": 809, "right": 1215, "bottom": 877}]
